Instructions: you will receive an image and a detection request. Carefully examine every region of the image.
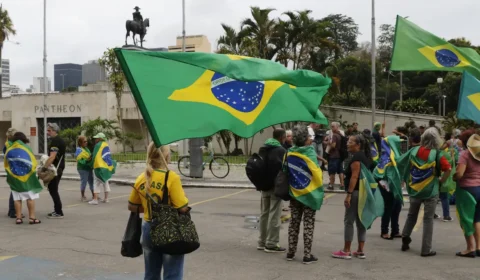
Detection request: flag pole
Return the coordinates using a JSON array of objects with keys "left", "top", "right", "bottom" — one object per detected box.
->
[
  {"left": 371, "top": 0, "right": 376, "bottom": 129},
  {"left": 181, "top": 0, "right": 187, "bottom": 157},
  {"left": 43, "top": 0, "right": 48, "bottom": 154}
]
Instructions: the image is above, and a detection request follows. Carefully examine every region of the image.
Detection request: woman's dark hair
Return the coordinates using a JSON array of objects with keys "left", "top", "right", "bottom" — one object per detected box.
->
[
  {"left": 459, "top": 129, "right": 475, "bottom": 146},
  {"left": 444, "top": 132, "right": 452, "bottom": 142},
  {"left": 11, "top": 132, "right": 29, "bottom": 144},
  {"left": 351, "top": 134, "right": 371, "bottom": 159}
]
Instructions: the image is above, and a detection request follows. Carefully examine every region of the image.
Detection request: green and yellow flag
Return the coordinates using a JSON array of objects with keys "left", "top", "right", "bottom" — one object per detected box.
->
[
  {"left": 4, "top": 140, "right": 43, "bottom": 193},
  {"left": 456, "top": 187, "right": 476, "bottom": 237},
  {"left": 287, "top": 146, "right": 324, "bottom": 211},
  {"left": 91, "top": 141, "right": 116, "bottom": 182},
  {"left": 391, "top": 16, "right": 480, "bottom": 78},
  {"left": 373, "top": 136, "right": 404, "bottom": 202},
  {"left": 458, "top": 71, "right": 480, "bottom": 123},
  {"left": 359, "top": 163, "right": 384, "bottom": 229},
  {"left": 115, "top": 50, "right": 331, "bottom": 145},
  {"left": 440, "top": 148, "right": 456, "bottom": 196}
]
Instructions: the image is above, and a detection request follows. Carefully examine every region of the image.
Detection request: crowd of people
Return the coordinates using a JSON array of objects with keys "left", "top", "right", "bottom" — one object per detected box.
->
[
  {"left": 4, "top": 123, "right": 116, "bottom": 224},
  {"left": 255, "top": 121, "right": 480, "bottom": 264}
]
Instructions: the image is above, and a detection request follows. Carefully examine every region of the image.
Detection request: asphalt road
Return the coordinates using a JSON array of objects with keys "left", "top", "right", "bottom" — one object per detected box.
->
[{"left": 0, "top": 181, "right": 477, "bottom": 280}]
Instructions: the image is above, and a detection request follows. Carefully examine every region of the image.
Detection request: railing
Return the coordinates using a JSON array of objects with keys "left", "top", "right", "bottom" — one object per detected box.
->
[{"left": 109, "top": 153, "right": 249, "bottom": 165}]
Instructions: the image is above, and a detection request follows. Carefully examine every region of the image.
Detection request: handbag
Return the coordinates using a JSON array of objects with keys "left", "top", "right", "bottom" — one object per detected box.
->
[
  {"left": 146, "top": 171, "right": 200, "bottom": 255},
  {"left": 121, "top": 206, "right": 143, "bottom": 258},
  {"left": 274, "top": 153, "right": 291, "bottom": 201}
]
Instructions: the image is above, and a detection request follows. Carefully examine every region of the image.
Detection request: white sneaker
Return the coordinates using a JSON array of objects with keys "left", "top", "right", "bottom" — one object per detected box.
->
[
  {"left": 88, "top": 200, "right": 99, "bottom": 205},
  {"left": 101, "top": 199, "right": 109, "bottom": 203}
]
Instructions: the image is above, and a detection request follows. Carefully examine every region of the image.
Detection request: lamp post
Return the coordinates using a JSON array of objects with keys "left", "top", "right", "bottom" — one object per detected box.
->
[
  {"left": 437, "top": 77, "right": 443, "bottom": 116},
  {"left": 43, "top": 0, "right": 48, "bottom": 154},
  {"left": 371, "top": 0, "right": 376, "bottom": 128},
  {"left": 442, "top": 95, "right": 447, "bottom": 116}
]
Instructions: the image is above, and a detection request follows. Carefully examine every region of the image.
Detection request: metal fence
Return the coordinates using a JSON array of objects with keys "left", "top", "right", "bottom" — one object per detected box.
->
[{"left": 106, "top": 153, "right": 249, "bottom": 165}]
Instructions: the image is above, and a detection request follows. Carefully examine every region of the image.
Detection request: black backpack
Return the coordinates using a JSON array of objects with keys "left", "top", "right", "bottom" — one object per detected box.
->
[
  {"left": 339, "top": 135, "right": 349, "bottom": 160},
  {"left": 246, "top": 148, "right": 271, "bottom": 191}
]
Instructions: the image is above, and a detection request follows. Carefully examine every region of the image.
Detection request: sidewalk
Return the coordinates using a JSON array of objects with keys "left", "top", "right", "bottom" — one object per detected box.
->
[{"left": 0, "top": 162, "right": 351, "bottom": 192}]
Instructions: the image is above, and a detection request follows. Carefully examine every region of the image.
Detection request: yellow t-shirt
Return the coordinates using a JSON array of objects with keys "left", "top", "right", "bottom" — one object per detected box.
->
[{"left": 128, "top": 170, "right": 189, "bottom": 221}]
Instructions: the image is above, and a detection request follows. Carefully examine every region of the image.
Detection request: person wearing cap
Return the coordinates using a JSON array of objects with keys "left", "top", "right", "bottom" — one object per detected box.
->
[
  {"left": 89, "top": 133, "right": 116, "bottom": 205},
  {"left": 454, "top": 131, "right": 480, "bottom": 258},
  {"left": 44, "top": 123, "right": 66, "bottom": 219},
  {"left": 4, "top": 128, "right": 22, "bottom": 219}
]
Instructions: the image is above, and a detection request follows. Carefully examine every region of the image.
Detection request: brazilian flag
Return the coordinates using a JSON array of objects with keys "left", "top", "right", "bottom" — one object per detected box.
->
[
  {"left": 359, "top": 163, "right": 384, "bottom": 229},
  {"left": 373, "top": 136, "right": 404, "bottom": 202},
  {"left": 397, "top": 146, "right": 440, "bottom": 199},
  {"left": 458, "top": 71, "right": 480, "bottom": 124},
  {"left": 287, "top": 146, "right": 324, "bottom": 210},
  {"left": 115, "top": 49, "right": 331, "bottom": 145},
  {"left": 456, "top": 187, "right": 477, "bottom": 237},
  {"left": 91, "top": 141, "right": 117, "bottom": 182},
  {"left": 440, "top": 148, "right": 456, "bottom": 196},
  {"left": 4, "top": 141, "right": 43, "bottom": 193}
]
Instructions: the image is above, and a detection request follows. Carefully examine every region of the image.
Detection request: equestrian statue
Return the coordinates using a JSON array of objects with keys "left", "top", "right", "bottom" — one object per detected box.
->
[{"left": 125, "top": 6, "right": 150, "bottom": 47}]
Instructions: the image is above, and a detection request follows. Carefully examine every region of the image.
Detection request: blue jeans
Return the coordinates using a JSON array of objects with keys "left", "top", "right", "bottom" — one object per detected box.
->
[
  {"left": 141, "top": 221, "right": 185, "bottom": 280},
  {"left": 78, "top": 169, "right": 94, "bottom": 192},
  {"left": 439, "top": 192, "right": 450, "bottom": 217}
]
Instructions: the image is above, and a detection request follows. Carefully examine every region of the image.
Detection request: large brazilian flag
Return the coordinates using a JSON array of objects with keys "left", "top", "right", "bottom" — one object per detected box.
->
[
  {"left": 359, "top": 163, "right": 384, "bottom": 229},
  {"left": 91, "top": 141, "right": 117, "bottom": 182},
  {"left": 287, "top": 146, "right": 324, "bottom": 211},
  {"left": 4, "top": 140, "right": 43, "bottom": 193},
  {"left": 373, "top": 136, "right": 404, "bottom": 202}
]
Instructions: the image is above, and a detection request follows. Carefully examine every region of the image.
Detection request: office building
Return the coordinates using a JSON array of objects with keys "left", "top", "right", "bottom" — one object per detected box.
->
[
  {"left": 54, "top": 63, "right": 82, "bottom": 91},
  {"left": 168, "top": 35, "right": 211, "bottom": 53},
  {"left": 82, "top": 60, "right": 106, "bottom": 85},
  {"left": 2, "top": 59, "right": 10, "bottom": 85},
  {"left": 33, "top": 77, "right": 52, "bottom": 92}
]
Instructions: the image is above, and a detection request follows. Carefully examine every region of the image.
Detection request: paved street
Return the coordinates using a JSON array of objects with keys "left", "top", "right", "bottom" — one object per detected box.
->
[{"left": 0, "top": 180, "right": 478, "bottom": 280}]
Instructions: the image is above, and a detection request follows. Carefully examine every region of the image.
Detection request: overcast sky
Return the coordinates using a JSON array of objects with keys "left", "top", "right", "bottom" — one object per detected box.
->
[{"left": 3, "top": 0, "right": 479, "bottom": 90}]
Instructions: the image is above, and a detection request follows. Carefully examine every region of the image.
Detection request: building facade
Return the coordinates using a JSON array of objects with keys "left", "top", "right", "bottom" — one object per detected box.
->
[
  {"left": 2, "top": 59, "right": 10, "bottom": 85},
  {"left": 33, "top": 77, "right": 52, "bottom": 92},
  {"left": 82, "top": 60, "right": 106, "bottom": 85},
  {"left": 54, "top": 63, "right": 82, "bottom": 91},
  {"left": 168, "top": 35, "right": 211, "bottom": 53}
]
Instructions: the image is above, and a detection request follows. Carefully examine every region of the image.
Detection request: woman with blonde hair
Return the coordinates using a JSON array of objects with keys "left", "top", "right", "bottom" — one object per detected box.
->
[
  {"left": 75, "top": 136, "right": 94, "bottom": 201},
  {"left": 128, "top": 142, "right": 189, "bottom": 280}
]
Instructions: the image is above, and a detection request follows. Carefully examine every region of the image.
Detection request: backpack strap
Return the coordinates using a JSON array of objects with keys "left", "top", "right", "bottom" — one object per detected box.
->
[{"left": 161, "top": 171, "right": 170, "bottom": 205}]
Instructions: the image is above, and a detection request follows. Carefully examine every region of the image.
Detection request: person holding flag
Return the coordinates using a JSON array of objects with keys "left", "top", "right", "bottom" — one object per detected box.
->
[
  {"left": 4, "top": 132, "right": 43, "bottom": 225},
  {"left": 88, "top": 133, "right": 117, "bottom": 205},
  {"left": 454, "top": 131, "right": 480, "bottom": 258},
  {"left": 75, "top": 136, "right": 94, "bottom": 202}
]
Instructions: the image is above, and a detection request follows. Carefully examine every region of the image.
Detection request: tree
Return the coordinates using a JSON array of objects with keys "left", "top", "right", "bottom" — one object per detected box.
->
[
  {"left": 241, "top": 6, "right": 277, "bottom": 59},
  {"left": 218, "top": 130, "right": 233, "bottom": 155},
  {"left": 120, "top": 132, "right": 144, "bottom": 153},
  {"left": 319, "top": 14, "right": 360, "bottom": 60},
  {"left": 377, "top": 24, "right": 395, "bottom": 71},
  {"left": 79, "top": 118, "right": 122, "bottom": 151},
  {"left": 61, "top": 86, "right": 78, "bottom": 93},
  {"left": 442, "top": 112, "right": 476, "bottom": 133},
  {"left": 59, "top": 127, "right": 82, "bottom": 156},
  {"left": 217, "top": 24, "right": 257, "bottom": 56},
  {"left": 0, "top": 5, "right": 16, "bottom": 98},
  {"left": 391, "top": 98, "right": 434, "bottom": 114},
  {"left": 334, "top": 56, "right": 371, "bottom": 106}
]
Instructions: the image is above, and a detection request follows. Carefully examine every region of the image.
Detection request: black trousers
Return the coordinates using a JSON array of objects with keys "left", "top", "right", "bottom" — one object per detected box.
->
[
  {"left": 380, "top": 187, "right": 402, "bottom": 235},
  {"left": 48, "top": 168, "right": 64, "bottom": 215}
]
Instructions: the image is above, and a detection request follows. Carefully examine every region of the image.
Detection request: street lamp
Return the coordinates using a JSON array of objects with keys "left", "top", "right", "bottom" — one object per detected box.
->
[
  {"left": 60, "top": 74, "right": 66, "bottom": 91},
  {"left": 371, "top": 0, "right": 376, "bottom": 128},
  {"left": 442, "top": 95, "right": 447, "bottom": 116},
  {"left": 437, "top": 77, "right": 443, "bottom": 116}
]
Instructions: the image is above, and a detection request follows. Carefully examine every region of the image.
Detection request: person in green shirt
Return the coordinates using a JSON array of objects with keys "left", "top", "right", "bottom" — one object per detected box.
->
[{"left": 75, "top": 136, "right": 94, "bottom": 201}]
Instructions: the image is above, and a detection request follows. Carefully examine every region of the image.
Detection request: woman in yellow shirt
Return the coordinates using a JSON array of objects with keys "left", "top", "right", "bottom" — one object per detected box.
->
[{"left": 128, "top": 142, "right": 189, "bottom": 280}]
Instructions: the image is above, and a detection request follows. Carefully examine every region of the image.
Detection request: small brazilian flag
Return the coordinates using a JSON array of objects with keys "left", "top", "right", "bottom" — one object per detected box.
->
[
  {"left": 458, "top": 71, "right": 480, "bottom": 124},
  {"left": 390, "top": 16, "right": 480, "bottom": 78},
  {"left": 4, "top": 140, "right": 43, "bottom": 193},
  {"left": 287, "top": 146, "right": 324, "bottom": 211},
  {"left": 373, "top": 136, "right": 404, "bottom": 203},
  {"left": 359, "top": 163, "right": 384, "bottom": 229},
  {"left": 91, "top": 141, "right": 116, "bottom": 182},
  {"left": 115, "top": 49, "right": 331, "bottom": 145}
]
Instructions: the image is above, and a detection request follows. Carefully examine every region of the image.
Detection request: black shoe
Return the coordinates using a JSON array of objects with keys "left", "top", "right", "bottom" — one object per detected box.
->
[
  {"left": 434, "top": 214, "right": 440, "bottom": 219},
  {"left": 476, "top": 250, "right": 480, "bottom": 257},
  {"left": 421, "top": 251, "right": 436, "bottom": 257},
  {"left": 327, "top": 185, "right": 334, "bottom": 190},
  {"left": 401, "top": 236, "right": 412, "bottom": 251},
  {"left": 443, "top": 216, "right": 453, "bottom": 222},
  {"left": 456, "top": 251, "right": 476, "bottom": 258},
  {"left": 286, "top": 253, "right": 295, "bottom": 261},
  {"left": 303, "top": 255, "right": 318, "bottom": 265},
  {"left": 264, "top": 246, "right": 286, "bottom": 253},
  {"left": 47, "top": 212, "right": 64, "bottom": 219}
]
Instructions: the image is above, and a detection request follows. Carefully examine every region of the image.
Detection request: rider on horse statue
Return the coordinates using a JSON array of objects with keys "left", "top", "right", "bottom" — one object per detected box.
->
[{"left": 133, "top": 6, "right": 143, "bottom": 29}]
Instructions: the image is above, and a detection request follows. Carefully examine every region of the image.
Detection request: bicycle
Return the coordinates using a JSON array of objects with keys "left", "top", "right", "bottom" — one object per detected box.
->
[{"left": 177, "top": 150, "right": 230, "bottom": 179}]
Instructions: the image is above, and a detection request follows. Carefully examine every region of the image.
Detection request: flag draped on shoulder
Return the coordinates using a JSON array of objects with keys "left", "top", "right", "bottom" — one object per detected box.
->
[
  {"left": 358, "top": 163, "right": 384, "bottom": 229},
  {"left": 287, "top": 146, "right": 324, "bottom": 210},
  {"left": 373, "top": 136, "right": 404, "bottom": 202},
  {"left": 390, "top": 16, "right": 480, "bottom": 78},
  {"left": 456, "top": 187, "right": 477, "bottom": 237},
  {"left": 440, "top": 148, "right": 456, "bottom": 196},
  {"left": 396, "top": 146, "right": 440, "bottom": 199},
  {"left": 457, "top": 71, "right": 480, "bottom": 123},
  {"left": 115, "top": 49, "right": 331, "bottom": 145},
  {"left": 4, "top": 141, "right": 43, "bottom": 193},
  {"left": 75, "top": 147, "right": 90, "bottom": 161},
  {"left": 91, "top": 141, "right": 116, "bottom": 182}
]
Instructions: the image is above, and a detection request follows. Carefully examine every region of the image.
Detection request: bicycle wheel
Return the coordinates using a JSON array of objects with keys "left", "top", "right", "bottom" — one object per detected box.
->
[
  {"left": 177, "top": 156, "right": 191, "bottom": 177},
  {"left": 209, "top": 157, "right": 230, "bottom": 179}
]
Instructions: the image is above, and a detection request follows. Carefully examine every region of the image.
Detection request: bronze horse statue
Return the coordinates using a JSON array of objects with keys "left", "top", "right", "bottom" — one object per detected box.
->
[{"left": 125, "top": 18, "right": 150, "bottom": 47}]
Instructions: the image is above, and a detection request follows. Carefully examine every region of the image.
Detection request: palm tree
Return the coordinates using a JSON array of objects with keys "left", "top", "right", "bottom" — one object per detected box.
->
[
  {"left": 217, "top": 24, "right": 257, "bottom": 57},
  {"left": 241, "top": 7, "right": 277, "bottom": 60},
  {"left": 0, "top": 5, "right": 16, "bottom": 98}
]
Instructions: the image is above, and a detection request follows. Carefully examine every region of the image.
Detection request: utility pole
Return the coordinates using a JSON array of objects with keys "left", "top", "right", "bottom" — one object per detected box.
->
[
  {"left": 43, "top": 0, "right": 48, "bottom": 154},
  {"left": 371, "top": 0, "right": 376, "bottom": 128}
]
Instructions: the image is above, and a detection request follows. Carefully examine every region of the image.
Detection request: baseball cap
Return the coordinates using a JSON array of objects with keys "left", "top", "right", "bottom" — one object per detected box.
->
[{"left": 93, "top": 132, "right": 107, "bottom": 140}]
